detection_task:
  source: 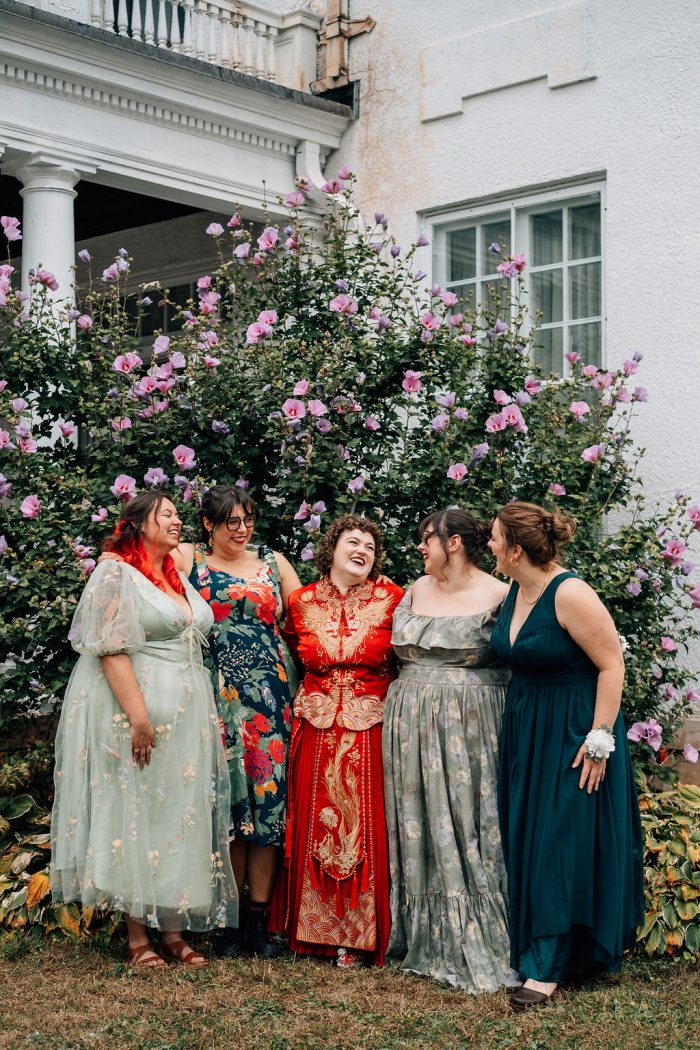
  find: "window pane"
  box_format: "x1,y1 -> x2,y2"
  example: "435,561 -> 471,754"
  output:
446,281 -> 476,306
448,228 -> 476,282
570,322 -> 601,367
481,219 -> 510,272
532,326 -> 563,375
570,203 -> 600,259
570,262 -> 601,319
530,210 -> 562,266
530,270 -> 563,324
139,296 -> 162,338
481,279 -> 510,316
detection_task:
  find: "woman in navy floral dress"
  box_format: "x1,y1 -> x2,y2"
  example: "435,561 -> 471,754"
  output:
170,484 -> 300,956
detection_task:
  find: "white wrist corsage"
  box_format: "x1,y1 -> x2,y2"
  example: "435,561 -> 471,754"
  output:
585,725 -> 615,763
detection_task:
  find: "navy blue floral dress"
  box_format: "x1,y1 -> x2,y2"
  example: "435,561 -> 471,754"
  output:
189,544 -> 295,846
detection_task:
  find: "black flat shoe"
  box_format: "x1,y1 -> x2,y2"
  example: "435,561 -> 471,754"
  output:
213,926 -> 244,959
510,985 -> 558,1010
243,909 -> 285,959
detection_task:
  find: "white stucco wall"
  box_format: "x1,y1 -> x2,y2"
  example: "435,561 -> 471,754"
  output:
333,0 -> 700,507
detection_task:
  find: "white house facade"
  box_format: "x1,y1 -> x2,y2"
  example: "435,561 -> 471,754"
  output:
1,0 -> 699,505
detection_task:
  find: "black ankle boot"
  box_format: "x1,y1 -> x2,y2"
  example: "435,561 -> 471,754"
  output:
244,903 -> 284,958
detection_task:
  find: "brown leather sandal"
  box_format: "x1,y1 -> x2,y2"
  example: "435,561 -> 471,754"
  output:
128,944 -> 166,968
160,938 -> 208,967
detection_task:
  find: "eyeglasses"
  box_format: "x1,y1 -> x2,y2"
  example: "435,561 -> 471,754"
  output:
420,530 -> 437,544
224,514 -> 257,532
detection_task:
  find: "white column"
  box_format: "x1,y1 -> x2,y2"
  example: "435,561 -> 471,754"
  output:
14,155 -> 81,305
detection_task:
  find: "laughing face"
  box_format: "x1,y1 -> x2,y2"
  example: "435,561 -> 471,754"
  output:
487,517 -> 511,576
207,503 -> 256,558
141,497 -> 182,552
416,525 -> 447,579
331,528 -> 376,584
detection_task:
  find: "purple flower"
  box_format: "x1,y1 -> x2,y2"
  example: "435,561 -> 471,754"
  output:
497,261 -> 518,279
348,475 -> 365,495
524,377 -> 542,396
493,319 -> 509,334
415,234 -> 429,247
144,467 -> 169,487
623,359 -> 640,377
549,483 -> 567,496
11,397 -> 28,413
307,399 -> 328,418
0,535 -> 7,553
493,389 -> 512,407
627,719 -> 663,752
335,280 -> 349,293
112,352 -> 142,374
322,178 -> 344,194
212,420 -> 230,435
60,422 -> 77,439
314,416 -> 332,435
662,539 -> 686,565
15,423 -> 31,439
304,514 -> 322,532
282,398 -> 306,420
660,636 -> 678,652
431,413 -> 449,432
488,242 -> 501,254
77,249 -> 91,263
294,501 -> 311,521
246,321 -> 273,345
454,408 -> 469,421
436,391 -> 456,408
373,212 -> 386,226
110,474 -> 137,500
414,270 -> 427,281
683,744 -> 699,764
294,380 -> 310,396
102,263 -> 120,282
285,191 -> 305,209
169,352 -> 186,369
0,473 -> 13,498
206,222 -> 224,237
338,166 -> 353,181
365,416 -> 381,431
76,314 -> 93,330
626,580 -> 642,597
402,370 -> 423,393
581,444 -> 605,463
485,413 -> 507,433
300,543 -> 315,562
1,216 -> 21,242
91,507 -> 108,523
257,227 -> 280,251
420,312 -> 441,331
0,431 -> 15,451
390,245 -> 401,258
570,400 -> 591,419
329,294 -> 358,316
234,242 -> 251,260
172,445 -> 196,470
633,386 -> 649,402
447,462 -> 468,481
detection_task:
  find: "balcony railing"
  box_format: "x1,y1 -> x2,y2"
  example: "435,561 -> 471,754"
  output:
19,0 -> 322,90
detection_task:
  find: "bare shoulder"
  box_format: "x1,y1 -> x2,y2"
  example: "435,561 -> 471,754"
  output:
173,542 -> 195,573
555,574 -> 607,617
479,571 -> 509,604
273,550 -> 294,570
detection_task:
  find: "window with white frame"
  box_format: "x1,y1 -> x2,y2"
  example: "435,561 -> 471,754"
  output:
432,185 -> 604,375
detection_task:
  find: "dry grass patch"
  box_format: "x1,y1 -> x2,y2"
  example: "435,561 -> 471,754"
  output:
0,940 -> 697,1050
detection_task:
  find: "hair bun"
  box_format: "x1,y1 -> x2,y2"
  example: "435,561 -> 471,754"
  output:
474,518 -> 492,551
550,509 -> 577,545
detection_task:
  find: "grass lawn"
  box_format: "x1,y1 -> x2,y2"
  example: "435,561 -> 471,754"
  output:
0,940 -> 696,1050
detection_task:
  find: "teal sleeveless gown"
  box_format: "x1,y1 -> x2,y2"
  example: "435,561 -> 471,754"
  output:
491,572 -> 644,982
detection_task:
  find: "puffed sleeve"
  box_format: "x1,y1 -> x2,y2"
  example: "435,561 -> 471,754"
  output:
68,560 -> 146,657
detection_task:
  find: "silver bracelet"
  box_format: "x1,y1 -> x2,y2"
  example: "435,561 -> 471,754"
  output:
585,724 -> 615,762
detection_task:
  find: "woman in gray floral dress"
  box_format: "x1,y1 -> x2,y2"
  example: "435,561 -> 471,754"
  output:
383,507 -> 519,992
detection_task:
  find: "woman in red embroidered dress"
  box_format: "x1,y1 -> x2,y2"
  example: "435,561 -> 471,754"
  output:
274,515 -> 403,966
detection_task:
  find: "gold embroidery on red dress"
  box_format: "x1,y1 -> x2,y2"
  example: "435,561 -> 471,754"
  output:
298,579 -> 393,665
293,668 -> 385,730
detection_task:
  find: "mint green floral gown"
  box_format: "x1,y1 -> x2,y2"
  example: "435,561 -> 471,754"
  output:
51,560 -> 238,931
383,593 -> 519,992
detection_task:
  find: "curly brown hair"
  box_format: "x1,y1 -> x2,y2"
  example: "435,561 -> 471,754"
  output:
497,501 -> 577,566
315,514 -> 384,579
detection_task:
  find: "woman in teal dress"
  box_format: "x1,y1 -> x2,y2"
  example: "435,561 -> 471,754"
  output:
52,492 -> 238,967
169,484 -> 301,956
383,508 -> 519,993
488,502 -> 644,1009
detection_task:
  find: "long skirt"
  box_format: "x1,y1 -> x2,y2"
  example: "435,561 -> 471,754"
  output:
271,717 -> 390,964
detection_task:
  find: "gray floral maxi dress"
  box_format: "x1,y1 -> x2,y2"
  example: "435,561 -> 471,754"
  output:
383,593 -> 519,991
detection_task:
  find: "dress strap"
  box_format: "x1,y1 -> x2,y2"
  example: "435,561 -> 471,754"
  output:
258,544 -> 281,585
193,544 -> 210,586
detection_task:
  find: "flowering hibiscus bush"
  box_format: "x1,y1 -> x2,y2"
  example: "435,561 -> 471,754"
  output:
0,177 -> 698,786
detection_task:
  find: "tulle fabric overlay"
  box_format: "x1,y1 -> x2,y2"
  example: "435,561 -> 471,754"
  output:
51,561 -> 238,931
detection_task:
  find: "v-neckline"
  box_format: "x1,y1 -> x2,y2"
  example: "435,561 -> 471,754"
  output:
507,572 -> 570,649
140,567 -> 194,626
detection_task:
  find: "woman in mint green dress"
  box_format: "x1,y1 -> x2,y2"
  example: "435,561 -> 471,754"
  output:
489,502 -> 643,1009
51,492 -> 238,967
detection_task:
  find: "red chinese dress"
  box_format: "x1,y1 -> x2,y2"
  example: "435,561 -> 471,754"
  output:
274,576 -> 404,964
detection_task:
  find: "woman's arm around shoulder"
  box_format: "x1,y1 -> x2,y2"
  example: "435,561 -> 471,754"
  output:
274,551 -> 303,612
